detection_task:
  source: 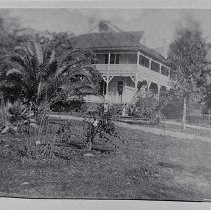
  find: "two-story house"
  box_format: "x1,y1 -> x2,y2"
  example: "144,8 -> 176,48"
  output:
74,21 -> 171,104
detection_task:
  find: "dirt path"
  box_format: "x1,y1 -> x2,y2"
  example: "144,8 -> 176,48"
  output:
48,114 -> 211,143
116,122 -> 211,143
161,120 -> 211,131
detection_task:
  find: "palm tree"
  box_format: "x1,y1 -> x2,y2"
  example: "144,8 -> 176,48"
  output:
6,39 -> 101,108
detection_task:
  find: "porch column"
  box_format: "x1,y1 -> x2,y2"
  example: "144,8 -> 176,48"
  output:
149,59 -> 152,70
157,84 -> 161,100
105,52 -> 111,98
137,51 -> 140,67
135,51 -> 140,90
147,81 -> 151,96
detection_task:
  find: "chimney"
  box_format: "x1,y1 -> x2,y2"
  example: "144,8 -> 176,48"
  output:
98,20 -> 110,32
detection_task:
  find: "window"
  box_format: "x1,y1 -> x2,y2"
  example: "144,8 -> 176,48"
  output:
105,54 -> 108,64
126,54 -> 137,64
161,66 -> 169,76
116,54 -> 120,64
113,54 -> 137,64
151,61 -> 160,72
110,54 -> 115,64
110,54 -> 120,64
139,54 -> 150,68
96,54 -> 108,64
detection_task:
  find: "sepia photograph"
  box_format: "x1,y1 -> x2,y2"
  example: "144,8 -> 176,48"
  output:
0,1 -> 210,206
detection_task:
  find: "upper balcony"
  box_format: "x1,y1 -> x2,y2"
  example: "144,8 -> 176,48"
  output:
137,65 -> 170,87
95,52 -> 171,87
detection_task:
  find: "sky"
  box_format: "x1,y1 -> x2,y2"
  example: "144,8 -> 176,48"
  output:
2,9 -> 211,48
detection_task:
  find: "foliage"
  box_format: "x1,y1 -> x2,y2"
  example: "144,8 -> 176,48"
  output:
109,103 -> 125,116
0,16 -> 101,134
0,109 -> 58,162
5,37 -> 101,108
0,15 -> 32,102
50,99 -> 85,113
0,15 -> 102,131
168,18 -> 208,99
56,120 -> 85,144
49,87 -> 86,113
127,93 -> 166,123
17,120 -> 59,160
0,100 -> 37,134
167,17 -> 208,128
84,104 -> 126,150
161,94 -> 183,119
203,83 -> 211,111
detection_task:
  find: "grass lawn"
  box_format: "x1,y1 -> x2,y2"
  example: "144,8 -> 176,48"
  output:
0,120 -> 210,200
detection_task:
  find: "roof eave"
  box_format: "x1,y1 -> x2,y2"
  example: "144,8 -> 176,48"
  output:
76,46 -> 140,51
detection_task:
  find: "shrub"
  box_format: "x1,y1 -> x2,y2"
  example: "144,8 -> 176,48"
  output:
84,104 -> 126,150
128,93 -> 165,123
17,122 -> 59,160
110,103 -> 124,116
10,101 -> 58,161
56,120 -> 85,144
50,99 -> 85,113
0,101 -> 38,134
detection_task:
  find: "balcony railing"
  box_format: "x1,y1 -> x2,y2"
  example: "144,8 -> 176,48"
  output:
137,65 -> 170,87
96,64 -> 137,76
96,63 -> 170,87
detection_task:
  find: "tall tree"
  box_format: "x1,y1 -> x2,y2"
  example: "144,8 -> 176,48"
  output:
6,38 -> 101,109
168,18 -> 208,129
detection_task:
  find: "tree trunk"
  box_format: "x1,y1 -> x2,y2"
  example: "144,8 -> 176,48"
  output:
0,93 -> 6,124
87,138 -> 92,150
182,96 -> 187,130
36,82 -> 42,105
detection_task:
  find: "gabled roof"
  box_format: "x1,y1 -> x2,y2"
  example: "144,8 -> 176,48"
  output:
72,31 -> 168,65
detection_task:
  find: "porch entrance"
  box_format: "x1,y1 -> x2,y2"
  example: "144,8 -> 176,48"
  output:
101,76 -> 136,103
117,81 -> 124,103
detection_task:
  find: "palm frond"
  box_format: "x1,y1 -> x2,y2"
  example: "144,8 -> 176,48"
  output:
6,68 -> 22,77
31,41 -> 43,66
7,37 -> 99,106
14,45 -> 34,64
11,55 -> 29,71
